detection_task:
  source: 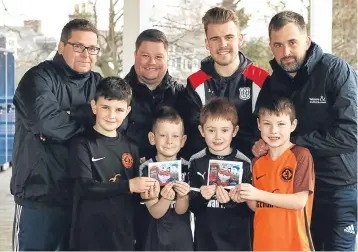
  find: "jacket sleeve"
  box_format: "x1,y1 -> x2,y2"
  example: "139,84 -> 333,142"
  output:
179,79 -> 206,159
188,159 -> 209,215
69,138 -> 131,199
241,161 -> 252,184
13,69 -> 85,143
294,60 -> 357,157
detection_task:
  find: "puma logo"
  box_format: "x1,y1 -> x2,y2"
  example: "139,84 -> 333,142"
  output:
197,172 -> 206,180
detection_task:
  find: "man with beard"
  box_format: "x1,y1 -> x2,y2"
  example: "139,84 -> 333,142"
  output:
181,7 -> 269,159
253,11 -> 357,251
124,29 -> 184,161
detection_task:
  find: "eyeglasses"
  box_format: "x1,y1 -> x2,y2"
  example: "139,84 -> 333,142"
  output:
65,41 -> 100,55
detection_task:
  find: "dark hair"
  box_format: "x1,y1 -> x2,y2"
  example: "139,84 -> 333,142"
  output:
200,98 -> 238,126
135,29 -> 168,51
94,77 -> 132,104
60,19 -> 98,43
258,97 -> 296,122
152,106 -> 184,132
268,11 -> 307,39
202,7 -> 240,35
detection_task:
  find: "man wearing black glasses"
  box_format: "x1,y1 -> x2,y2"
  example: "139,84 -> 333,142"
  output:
11,19 -> 102,251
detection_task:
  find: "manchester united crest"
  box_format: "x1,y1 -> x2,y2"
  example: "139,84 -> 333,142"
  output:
122,153 -> 133,169
239,87 -> 251,100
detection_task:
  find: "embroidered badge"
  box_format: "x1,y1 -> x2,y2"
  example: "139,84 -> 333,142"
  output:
280,167 -> 293,182
239,87 -> 251,100
122,153 -> 133,169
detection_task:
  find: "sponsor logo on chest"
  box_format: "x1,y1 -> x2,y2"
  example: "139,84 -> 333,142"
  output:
207,199 -> 226,208
309,95 -> 327,104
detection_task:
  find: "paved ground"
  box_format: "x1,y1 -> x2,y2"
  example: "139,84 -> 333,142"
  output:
0,168 -> 13,251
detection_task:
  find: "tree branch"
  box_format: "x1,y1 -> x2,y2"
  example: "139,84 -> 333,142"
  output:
4,25 -> 23,39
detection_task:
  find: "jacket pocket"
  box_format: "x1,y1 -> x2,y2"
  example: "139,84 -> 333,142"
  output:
22,157 -> 49,200
340,152 -> 357,183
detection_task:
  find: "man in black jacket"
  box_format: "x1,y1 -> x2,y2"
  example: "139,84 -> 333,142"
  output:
254,11 -> 357,251
124,29 -> 185,161
181,7 -> 269,160
11,19 -> 102,251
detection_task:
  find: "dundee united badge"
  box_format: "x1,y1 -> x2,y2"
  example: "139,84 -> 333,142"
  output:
122,153 -> 133,169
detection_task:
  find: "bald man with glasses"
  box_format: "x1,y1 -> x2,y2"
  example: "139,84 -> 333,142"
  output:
11,19 -> 102,251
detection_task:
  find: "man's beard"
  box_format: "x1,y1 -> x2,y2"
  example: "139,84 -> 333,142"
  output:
280,56 -> 303,73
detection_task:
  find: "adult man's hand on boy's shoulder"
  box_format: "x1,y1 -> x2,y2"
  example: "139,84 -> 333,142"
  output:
129,177 -> 157,193
216,186 -> 230,203
200,185 -> 216,200
252,139 -> 269,157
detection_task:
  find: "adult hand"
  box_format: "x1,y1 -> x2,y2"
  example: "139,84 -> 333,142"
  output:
173,181 -> 190,198
200,185 -> 216,200
160,182 -> 176,201
129,177 -> 157,193
216,186 -> 230,204
252,139 -> 269,158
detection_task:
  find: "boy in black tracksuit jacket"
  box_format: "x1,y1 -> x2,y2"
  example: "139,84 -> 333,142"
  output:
189,98 -> 253,251
135,106 -> 193,251
69,77 -> 157,250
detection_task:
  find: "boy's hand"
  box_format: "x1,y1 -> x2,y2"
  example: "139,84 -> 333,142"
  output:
252,139 -> 269,158
216,186 -> 230,203
240,183 -> 261,201
200,185 -> 216,200
140,180 -> 160,200
160,182 -> 175,201
129,177 -> 157,193
229,185 -> 246,203
173,182 -> 190,198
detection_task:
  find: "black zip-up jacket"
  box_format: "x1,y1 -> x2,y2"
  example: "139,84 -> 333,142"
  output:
180,52 -> 269,159
11,53 -> 102,210
124,66 -> 185,159
256,42 -> 357,186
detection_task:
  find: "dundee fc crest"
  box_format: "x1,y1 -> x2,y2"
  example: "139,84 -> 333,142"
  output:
239,87 -> 251,100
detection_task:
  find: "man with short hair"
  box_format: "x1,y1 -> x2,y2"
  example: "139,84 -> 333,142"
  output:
254,11 -> 357,251
181,6 -> 269,159
124,29 -> 184,160
123,29 -> 185,251
11,19 -> 102,251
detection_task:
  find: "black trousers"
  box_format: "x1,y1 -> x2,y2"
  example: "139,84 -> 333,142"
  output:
311,183 -> 357,251
12,203 -> 70,251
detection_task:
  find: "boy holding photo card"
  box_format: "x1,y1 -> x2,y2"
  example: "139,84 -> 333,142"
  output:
137,106 -> 193,251
231,97 -> 315,251
68,77 -> 157,251
188,98 -> 253,251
